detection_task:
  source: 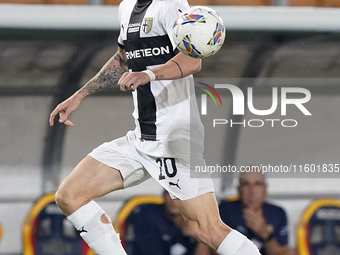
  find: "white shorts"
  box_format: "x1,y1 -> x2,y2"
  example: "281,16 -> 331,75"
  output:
88,131 -> 214,200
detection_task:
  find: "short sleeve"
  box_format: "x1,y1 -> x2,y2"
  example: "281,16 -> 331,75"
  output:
117,1 -> 124,48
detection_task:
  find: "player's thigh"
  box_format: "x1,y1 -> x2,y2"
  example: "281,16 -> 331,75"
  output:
173,192 -> 220,223
58,155 -> 124,201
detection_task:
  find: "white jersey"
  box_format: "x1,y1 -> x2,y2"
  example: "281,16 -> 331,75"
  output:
118,0 -> 204,143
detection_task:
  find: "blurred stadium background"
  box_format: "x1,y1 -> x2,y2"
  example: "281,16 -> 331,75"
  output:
1,0 -> 340,254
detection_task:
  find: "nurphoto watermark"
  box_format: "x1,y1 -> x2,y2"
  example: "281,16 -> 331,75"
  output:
191,78 -> 340,178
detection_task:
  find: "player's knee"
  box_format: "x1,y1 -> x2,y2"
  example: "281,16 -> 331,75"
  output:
55,188 -> 66,209
55,185 -> 92,214
55,186 -> 74,211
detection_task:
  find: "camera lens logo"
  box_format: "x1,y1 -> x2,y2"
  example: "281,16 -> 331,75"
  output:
197,83 -> 311,128
197,82 -> 222,115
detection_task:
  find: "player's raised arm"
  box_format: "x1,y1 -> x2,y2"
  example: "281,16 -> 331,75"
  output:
49,47 -> 128,127
152,51 -> 202,80
118,52 -> 201,92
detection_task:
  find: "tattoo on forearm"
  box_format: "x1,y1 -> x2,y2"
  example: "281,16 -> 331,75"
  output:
78,52 -> 128,98
156,75 -> 164,80
114,52 -> 128,67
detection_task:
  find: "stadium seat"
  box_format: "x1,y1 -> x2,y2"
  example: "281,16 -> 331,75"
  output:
188,0 -> 214,5
0,222 -> 3,245
289,0 -> 323,6
22,193 -> 93,255
222,195 -> 240,202
296,198 -> 340,255
0,0 -> 44,3
324,0 -> 340,7
103,0 -> 121,5
113,195 -> 164,234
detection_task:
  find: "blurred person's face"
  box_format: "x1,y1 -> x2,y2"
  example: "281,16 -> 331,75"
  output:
238,171 -> 267,211
163,191 -> 193,236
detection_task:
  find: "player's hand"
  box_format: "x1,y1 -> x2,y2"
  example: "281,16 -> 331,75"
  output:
49,93 -> 82,127
243,208 -> 269,239
118,71 -> 150,91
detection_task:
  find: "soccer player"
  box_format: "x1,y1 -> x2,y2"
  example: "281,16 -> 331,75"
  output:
49,0 -> 261,254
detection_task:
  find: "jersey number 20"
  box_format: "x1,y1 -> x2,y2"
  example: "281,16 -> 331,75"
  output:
156,158 -> 177,180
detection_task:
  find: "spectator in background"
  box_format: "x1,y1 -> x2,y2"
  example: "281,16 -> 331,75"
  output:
196,168 -> 296,255
122,190 -> 197,255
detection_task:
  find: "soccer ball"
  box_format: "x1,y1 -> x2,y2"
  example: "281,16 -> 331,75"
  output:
172,6 -> 226,59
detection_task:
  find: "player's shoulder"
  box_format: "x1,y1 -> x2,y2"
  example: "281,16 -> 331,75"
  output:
153,0 -> 189,9
118,0 -> 136,10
